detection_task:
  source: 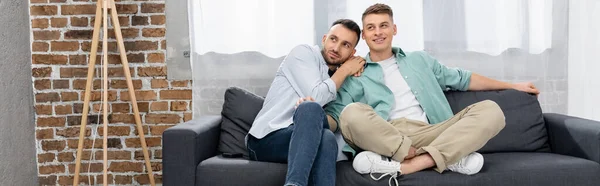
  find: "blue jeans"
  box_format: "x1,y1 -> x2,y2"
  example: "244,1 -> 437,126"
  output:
247,102 -> 338,186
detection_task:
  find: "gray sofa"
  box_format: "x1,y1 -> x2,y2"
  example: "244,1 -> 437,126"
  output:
163,87 -> 600,186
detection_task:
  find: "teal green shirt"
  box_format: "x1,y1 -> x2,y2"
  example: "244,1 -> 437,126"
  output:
325,47 -> 472,132
325,47 -> 472,156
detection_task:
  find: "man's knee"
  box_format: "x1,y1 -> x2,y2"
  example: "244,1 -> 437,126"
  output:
320,130 -> 338,152
340,103 -> 368,123
476,100 -> 506,133
296,101 -> 323,113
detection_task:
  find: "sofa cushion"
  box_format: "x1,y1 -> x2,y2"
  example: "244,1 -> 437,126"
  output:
196,155 -> 286,186
218,87 -> 264,159
336,152 -> 600,186
444,89 -> 550,153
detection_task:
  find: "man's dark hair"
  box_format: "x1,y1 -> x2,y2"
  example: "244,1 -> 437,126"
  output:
331,19 -> 361,46
362,3 -> 393,22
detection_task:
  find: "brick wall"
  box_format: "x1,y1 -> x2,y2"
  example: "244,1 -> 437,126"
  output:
30,0 -> 190,185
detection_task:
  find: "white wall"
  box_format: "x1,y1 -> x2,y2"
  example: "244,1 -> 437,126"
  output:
568,0 -> 600,121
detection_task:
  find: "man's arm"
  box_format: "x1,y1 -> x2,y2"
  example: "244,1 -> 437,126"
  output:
282,45 -> 363,106
468,73 -> 540,95
324,79 -> 361,133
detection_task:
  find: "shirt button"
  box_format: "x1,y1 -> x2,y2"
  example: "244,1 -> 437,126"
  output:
404,76 -> 408,79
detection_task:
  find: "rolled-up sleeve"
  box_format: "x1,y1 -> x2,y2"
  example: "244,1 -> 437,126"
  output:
281,45 -> 337,106
422,52 -> 472,91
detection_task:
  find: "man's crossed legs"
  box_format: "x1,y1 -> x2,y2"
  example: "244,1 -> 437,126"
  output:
339,100 -> 505,182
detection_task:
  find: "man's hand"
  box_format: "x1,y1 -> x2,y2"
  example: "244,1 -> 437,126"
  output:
339,56 -> 365,77
512,82 -> 540,95
295,96 -> 315,109
405,146 -> 417,160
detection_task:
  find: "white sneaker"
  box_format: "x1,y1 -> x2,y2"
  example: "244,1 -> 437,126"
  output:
447,152 -> 484,175
353,151 -> 401,186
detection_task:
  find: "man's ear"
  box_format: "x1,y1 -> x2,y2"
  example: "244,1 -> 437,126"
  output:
361,30 -> 365,39
322,34 -> 327,43
352,48 -> 357,56
393,24 -> 397,35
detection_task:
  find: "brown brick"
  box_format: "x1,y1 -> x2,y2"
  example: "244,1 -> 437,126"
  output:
38,153 -> 55,163
57,152 -> 74,162
56,127 -> 90,138
32,18 -> 49,29
150,125 -> 173,135
49,0 -> 66,2
93,54 -> 122,65
39,165 -> 65,174
155,149 -> 162,159
118,16 -> 130,27
127,53 -> 145,63
81,41 -> 117,52
33,30 -> 60,40
61,92 -> 79,101
32,42 -> 49,52
66,115 -> 103,126
95,150 -> 131,160
142,28 -> 165,37
53,80 -> 70,89
171,80 -> 189,87
109,162 -> 143,172
133,125 -> 150,135
33,67 -> 52,77
34,79 -> 51,90
80,150 -> 93,161
110,79 -> 142,89
71,17 -> 88,27
125,41 -> 158,51
37,129 -> 54,140
98,126 -> 131,136
125,137 -> 161,148
31,0 -> 48,4
108,28 -> 139,39
132,16 -> 148,26
135,174 -> 162,185
67,163 -> 103,173
31,6 -> 58,16
160,90 -> 192,100
61,5 -> 96,15
95,174 -> 114,185
51,41 -> 79,51
161,40 -> 166,49
60,67 -> 88,78
64,30 -> 93,40
146,114 -> 181,124
67,138 -> 121,149
134,150 -> 152,160
41,140 -> 66,151
69,55 -> 87,65
137,102 -> 149,113
105,67 -> 135,77
50,18 -> 68,27
142,3 -> 165,13
150,15 -> 166,25
33,54 -> 68,65
90,91 -> 118,101
150,102 -> 168,111
112,103 -> 130,113
121,90 -> 157,101
73,79 -> 100,90
36,92 -> 61,102
171,101 -> 187,111
59,175 -> 95,185
54,104 -> 72,115
147,52 -> 164,63
151,162 -> 162,171
37,117 -> 65,127
151,79 -> 168,88
36,104 -> 52,115
184,112 -> 193,122
38,176 -> 57,186
138,66 -> 166,77
109,113 -> 135,124
115,175 -> 133,185
116,4 -> 138,14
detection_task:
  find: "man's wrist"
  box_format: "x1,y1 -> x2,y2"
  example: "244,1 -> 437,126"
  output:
337,66 -> 352,76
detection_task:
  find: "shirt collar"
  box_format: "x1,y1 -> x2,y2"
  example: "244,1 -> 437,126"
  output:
364,47 -> 406,64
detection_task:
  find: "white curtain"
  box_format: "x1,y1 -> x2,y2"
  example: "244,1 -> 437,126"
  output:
189,0 -> 314,58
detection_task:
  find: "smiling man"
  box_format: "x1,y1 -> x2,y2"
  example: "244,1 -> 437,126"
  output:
324,3 -> 541,182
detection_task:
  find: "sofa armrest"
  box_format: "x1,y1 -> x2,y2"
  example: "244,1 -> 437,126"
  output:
163,115 -> 222,186
545,113 -> 600,164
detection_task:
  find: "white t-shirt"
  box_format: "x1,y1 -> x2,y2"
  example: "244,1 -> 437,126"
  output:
378,56 -> 429,123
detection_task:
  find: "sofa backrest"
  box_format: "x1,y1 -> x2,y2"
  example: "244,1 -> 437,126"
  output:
444,89 -> 550,153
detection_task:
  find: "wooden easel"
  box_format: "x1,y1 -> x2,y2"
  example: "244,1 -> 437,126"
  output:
72,0 -> 155,185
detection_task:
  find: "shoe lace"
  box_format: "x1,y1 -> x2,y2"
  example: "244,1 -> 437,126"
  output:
370,171 -> 399,186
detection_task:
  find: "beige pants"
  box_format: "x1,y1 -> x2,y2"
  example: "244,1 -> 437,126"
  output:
339,100 -> 505,172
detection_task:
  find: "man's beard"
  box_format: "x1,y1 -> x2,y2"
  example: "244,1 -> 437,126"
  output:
321,49 -> 346,67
